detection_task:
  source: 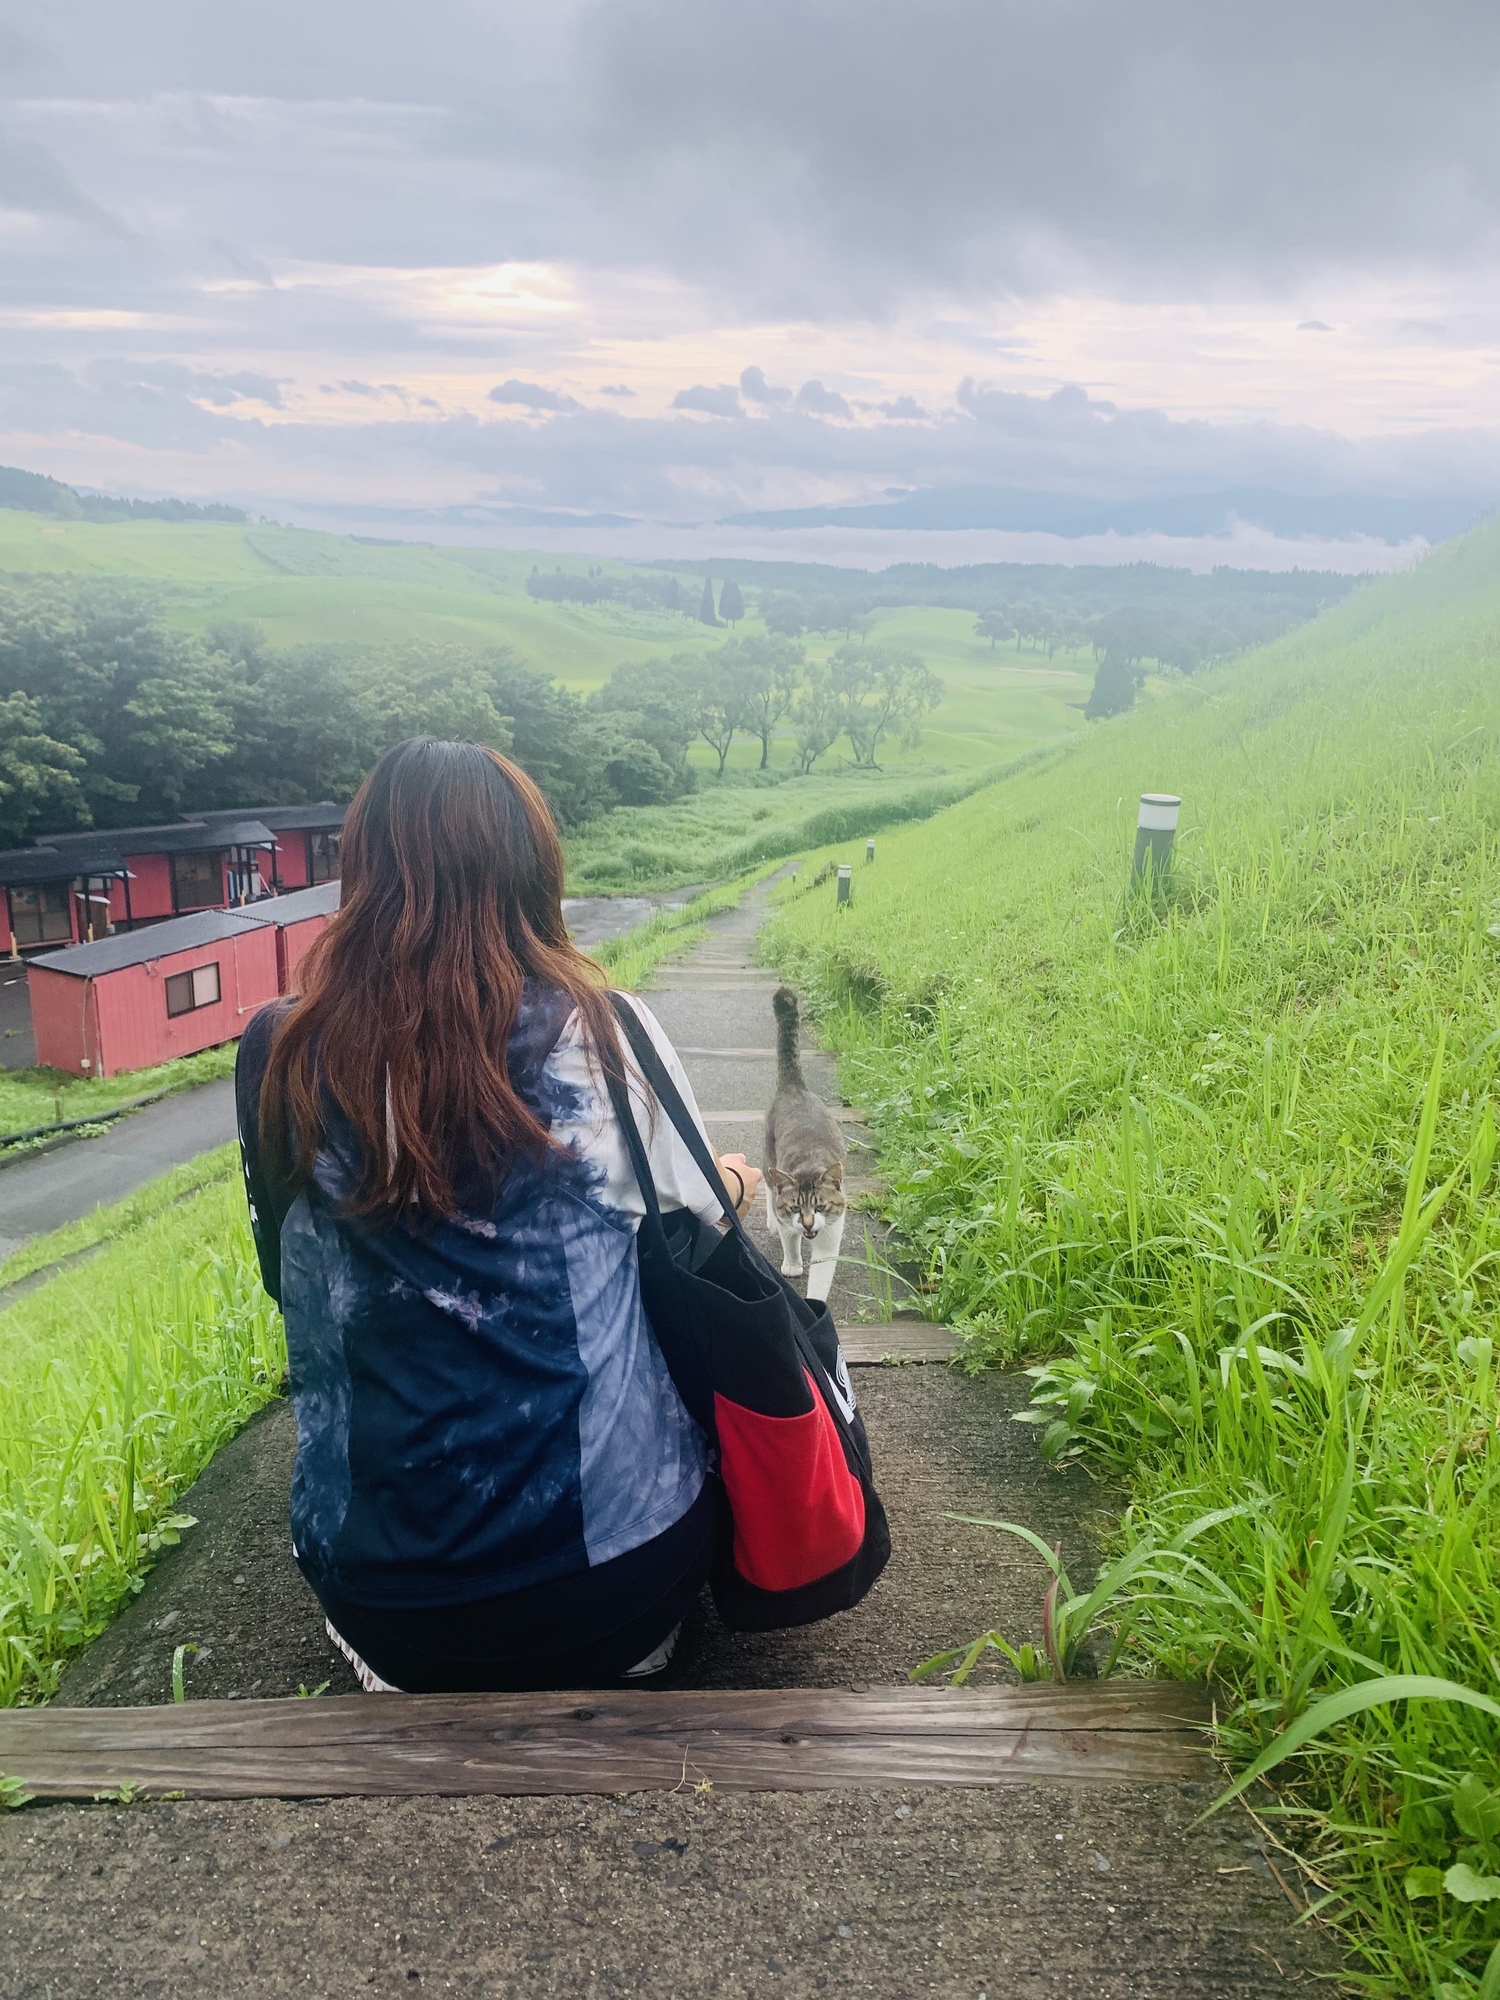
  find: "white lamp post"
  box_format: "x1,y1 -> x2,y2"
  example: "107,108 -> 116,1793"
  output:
1133,794 -> 1181,888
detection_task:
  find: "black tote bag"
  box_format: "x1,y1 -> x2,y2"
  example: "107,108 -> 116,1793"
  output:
603,994 -> 890,1632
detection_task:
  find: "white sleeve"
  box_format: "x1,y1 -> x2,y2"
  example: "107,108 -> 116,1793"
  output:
544,996 -> 725,1227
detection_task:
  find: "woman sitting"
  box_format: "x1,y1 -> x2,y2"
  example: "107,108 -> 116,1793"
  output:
236,736 -> 761,1693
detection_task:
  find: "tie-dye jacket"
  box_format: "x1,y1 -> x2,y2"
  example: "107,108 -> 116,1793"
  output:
235,986 -> 718,1610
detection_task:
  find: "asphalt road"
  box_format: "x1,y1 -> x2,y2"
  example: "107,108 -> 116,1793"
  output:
0,1077 -> 239,1263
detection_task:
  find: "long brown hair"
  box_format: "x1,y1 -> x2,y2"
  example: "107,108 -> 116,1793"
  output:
261,737 -> 619,1217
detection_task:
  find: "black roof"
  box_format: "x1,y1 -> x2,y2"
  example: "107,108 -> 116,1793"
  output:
239,881 -> 342,928
5,803 -> 342,874
32,908 -> 266,978
205,803 -> 344,833
0,840 -> 127,885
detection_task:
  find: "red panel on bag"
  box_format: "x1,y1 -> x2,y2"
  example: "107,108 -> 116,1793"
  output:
713,1372 -> 867,1593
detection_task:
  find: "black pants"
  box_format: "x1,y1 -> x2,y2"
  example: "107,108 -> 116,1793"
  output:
309,1478 -> 723,1693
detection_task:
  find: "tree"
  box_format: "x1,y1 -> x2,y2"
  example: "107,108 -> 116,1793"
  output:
717,577 -> 744,625
698,576 -> 721,626
975,608 -> 1013,652
790,664 -> 843,774
0,691 -> 86,844
688,655 -> 746,775
588,655 -> 701,797
1085,654 -> 1137,718
761,594 -> 806,638
715,634 -> 804,768
827,645 -> 943,767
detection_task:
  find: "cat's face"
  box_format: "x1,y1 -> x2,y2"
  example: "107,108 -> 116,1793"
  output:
769,1166 -> 845,1238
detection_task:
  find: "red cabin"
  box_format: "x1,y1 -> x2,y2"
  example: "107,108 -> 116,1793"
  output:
239,881 -> 341,994
0,802 -> 343,958
28,910 -> 282,1079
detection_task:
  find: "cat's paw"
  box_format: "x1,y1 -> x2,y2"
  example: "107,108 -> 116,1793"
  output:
780,1261 -> 804,1278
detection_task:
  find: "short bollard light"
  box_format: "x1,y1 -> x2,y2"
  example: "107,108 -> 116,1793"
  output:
1132,793 -> 1181,889
837,864 -> 852,905
866,838 -> 876,863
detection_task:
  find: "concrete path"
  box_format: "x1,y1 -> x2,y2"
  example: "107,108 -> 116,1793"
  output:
2,882 -> 1332,1997
0,1078 -> 238,1263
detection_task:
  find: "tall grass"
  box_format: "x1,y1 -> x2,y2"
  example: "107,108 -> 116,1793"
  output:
0,1040 -> 238,1141
0,1179 -> 284,1706
565,762 -> 1024,891
763,524 -> 1500,1994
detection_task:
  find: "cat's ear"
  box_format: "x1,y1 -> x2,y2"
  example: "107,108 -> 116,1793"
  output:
765,1167 -> 792,1188
822,1163 -> 844,1190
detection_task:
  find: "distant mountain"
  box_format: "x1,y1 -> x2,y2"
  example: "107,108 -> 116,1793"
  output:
722,486 -> 1491,545
0,463 -> 249,526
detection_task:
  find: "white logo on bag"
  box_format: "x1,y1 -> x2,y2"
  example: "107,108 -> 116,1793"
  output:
827,1347 -> 857,1425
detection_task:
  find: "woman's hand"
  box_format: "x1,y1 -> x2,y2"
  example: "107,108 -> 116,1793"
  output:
716,1151 -> 762,1218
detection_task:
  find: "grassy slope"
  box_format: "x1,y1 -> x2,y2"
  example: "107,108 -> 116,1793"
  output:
0,1176 -> 284,1705
763,524 -> 1500,1994
0,509 -> 1091,893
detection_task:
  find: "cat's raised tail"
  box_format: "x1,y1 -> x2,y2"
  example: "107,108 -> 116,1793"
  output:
772,985 -> 805,1088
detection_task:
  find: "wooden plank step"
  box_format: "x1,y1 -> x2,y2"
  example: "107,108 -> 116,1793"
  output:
841,1322 -> 956,1365
0,1682 -> 1214,1802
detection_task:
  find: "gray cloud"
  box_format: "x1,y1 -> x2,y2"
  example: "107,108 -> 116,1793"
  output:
794,379 -> 851,419
193,370 -> 284,408
578,1 -> 1500,307
672,383 -> 742,417
0,130 -> 124,233
740,366 -> 791,407
0,0 -> 1494,532
488,379 -> 581,412
7,356 -> 1490,529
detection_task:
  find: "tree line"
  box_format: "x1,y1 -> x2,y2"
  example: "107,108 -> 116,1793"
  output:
0,583 -> 941,847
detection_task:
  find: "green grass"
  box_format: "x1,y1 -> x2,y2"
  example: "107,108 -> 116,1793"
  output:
563,760 -> 1047,891
589,874 -> 766,989
0,1042 -> 238,1140
0,509 -> 1093,709
0,1145 -> 237,1291
761,521 -> 1500,1995
0,1176 -> 284,1706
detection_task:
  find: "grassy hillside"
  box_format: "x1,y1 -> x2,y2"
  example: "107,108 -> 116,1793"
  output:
0,508 -> 1094,889
763,522 -> 1500,1994
0,511 -> 1090,721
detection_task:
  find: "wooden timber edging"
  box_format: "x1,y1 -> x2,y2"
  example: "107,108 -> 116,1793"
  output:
841,1323 -> 957,1365
0,1681 -> 1214,1802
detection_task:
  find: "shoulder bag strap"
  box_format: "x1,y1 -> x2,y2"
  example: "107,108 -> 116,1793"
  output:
607,993 -> 745,1232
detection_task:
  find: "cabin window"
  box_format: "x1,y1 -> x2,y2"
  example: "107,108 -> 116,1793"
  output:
164,961 -> 221,1018
8,883 -> 73,947
308,830 -> 341,884
172,850 -> 221,911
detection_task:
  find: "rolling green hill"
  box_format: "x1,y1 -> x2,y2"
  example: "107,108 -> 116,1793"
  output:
763,519 -> 1500,1993
0,508 -> 1096,887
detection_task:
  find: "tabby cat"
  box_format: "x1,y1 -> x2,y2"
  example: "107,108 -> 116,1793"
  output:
763,985 -> 846,1303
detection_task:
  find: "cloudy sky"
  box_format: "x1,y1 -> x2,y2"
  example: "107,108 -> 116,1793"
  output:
2,1 -> 1497,566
